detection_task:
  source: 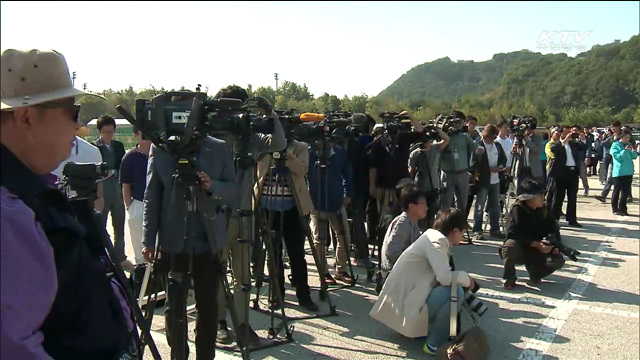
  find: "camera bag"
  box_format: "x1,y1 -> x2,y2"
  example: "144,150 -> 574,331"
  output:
435,271 -> 490,360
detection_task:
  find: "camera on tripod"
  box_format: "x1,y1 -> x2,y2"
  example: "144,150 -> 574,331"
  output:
431,113 -> 467,136
544,233 -> 581,262
507,115 -> 537,140
379,111 -> 412,136
60,162 -> 109,201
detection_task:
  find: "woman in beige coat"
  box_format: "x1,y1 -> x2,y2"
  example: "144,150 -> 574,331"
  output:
369,208 -> 477,355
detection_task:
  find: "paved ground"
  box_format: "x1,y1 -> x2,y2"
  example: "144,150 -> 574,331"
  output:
108,160 -> 639,360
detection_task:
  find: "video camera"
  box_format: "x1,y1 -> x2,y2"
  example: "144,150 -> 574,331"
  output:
506,115 -> 537,139
379,111 -> 412,136
545,233 -> 581,262
116,88 -> 275,186
60,162 -> 109,204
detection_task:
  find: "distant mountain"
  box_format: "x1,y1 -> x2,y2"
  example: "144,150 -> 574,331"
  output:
376,35 -> 640,119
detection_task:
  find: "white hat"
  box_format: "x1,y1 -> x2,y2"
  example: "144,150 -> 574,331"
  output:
1,49 -> 104,110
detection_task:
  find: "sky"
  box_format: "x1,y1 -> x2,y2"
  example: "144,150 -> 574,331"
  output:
1,1 -> 639,98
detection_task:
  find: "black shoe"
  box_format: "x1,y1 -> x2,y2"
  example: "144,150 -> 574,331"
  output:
216,321 -> 231,344
238,323 -> 260,345
594,195 -> 606,203
298,297 -> 319,312
567,221 -> 583,228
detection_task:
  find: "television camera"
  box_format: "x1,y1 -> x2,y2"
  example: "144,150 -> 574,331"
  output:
379,111 -> 412,136
506,115 -> 538,140
116,89 -> 274,186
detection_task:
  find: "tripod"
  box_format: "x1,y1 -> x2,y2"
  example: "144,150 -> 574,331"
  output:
252,144 -> 339,321
139,166 -> 250,360
62,177 -> 162,360
311,138 -> 359,292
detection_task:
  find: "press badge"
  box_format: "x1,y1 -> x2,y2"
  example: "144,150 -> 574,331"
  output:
453,151 -> 459,160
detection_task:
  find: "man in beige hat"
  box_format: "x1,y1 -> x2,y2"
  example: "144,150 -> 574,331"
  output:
1,49 -> 139,359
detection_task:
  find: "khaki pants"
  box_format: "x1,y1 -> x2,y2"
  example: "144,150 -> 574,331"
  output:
310,208 -> 350,274
217,213 -> 252,325
375,188 -> 397,219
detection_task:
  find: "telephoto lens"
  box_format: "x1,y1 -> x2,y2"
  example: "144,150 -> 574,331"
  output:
464,281 -> 488,317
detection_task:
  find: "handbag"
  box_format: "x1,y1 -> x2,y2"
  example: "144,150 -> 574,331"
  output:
435,272 -> 490,360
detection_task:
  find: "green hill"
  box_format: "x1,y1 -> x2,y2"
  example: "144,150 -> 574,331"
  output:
374,35 -> 640,125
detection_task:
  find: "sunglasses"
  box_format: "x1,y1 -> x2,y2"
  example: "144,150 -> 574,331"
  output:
36,102 -> 81,124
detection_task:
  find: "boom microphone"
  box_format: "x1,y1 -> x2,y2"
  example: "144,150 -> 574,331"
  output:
300,113 -> 325,122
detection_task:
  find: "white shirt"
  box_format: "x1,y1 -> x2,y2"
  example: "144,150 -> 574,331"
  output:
564,143 -> 576,167
51,136 -> 103,178
496,136 -> 514,168
485,143 -> 500,185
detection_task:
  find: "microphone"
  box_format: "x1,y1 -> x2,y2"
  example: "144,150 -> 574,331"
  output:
300,113 -> 325,122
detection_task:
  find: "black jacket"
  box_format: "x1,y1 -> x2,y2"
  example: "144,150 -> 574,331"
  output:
506,199 -> 561,249
345,136 -> 369,201
94,138 -> 126,172
548,139 -> 587,178
470,140 -> 507,188
0,145 -> 137,360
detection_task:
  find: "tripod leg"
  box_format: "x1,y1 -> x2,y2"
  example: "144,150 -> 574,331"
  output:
167,268 -> 189,360
334,208 -> 358,286
220,263 -> 250,360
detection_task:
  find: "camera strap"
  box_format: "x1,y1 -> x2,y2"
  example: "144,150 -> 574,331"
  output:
450,271 -> 459,339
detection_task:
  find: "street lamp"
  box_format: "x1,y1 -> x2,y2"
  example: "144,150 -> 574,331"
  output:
274,73 -> 279,92
72,71 -> 77,86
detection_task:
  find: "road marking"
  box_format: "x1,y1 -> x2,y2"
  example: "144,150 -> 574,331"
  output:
516,221 -> 623,360
477,289 -> 639,318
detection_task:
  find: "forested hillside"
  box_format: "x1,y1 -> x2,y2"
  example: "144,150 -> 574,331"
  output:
77,35 -> 639,128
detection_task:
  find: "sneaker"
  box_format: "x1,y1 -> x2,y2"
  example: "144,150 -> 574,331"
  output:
473,232 -> 484,241
583,189 -> 589,196
423,342 -> 438,355
216,321 -> 231,344
504,279 -> 516,290
334,271 -> 354,284
324,273 -> 337,286
594,195 -> 606,203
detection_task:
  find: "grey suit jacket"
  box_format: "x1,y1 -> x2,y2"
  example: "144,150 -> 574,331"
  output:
142,136 -> 238,254
518,133 -> 543,178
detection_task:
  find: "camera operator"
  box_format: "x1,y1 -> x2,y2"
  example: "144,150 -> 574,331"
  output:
380,185 -> 428,272
501,179 -> 565,289
308,129 -> 355,284
341,113 -> 376,268
440,110 -> 484,214
211,85 -> 286,342
370,208 -> 477,355
465,115 -> 482,144
141,126 -> 238,358
514,123 -> 544,192
368,110 -> 425,218
1,49 -> 138,359
253,135 -> 319,311
408,127 -> 450,229
546,125 -> 587,227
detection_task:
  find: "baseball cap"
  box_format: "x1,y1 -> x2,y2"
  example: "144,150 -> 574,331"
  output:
1,49 -> 104,110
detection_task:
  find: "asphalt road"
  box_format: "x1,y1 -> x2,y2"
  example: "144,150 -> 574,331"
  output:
108,160 -> 639,360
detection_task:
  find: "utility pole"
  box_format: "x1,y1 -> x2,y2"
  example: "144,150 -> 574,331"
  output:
72,71 -> 77,86
83,83 -> 87,91
274,73 -> 279,92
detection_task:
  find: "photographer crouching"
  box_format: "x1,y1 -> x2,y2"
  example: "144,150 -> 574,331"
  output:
370,208 -> 480,356
500,179 -> 568,290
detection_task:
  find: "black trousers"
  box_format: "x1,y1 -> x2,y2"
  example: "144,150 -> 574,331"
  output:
157,251 -> 222,360
349,196 -> 370,261
612,175 -> 633,214
264,207 -> 311,300
547,168 -> 579,222
500,240 -> 565,282
366,197 -> 379,246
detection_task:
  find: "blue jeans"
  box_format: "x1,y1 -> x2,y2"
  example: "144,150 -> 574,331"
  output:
473,183 -> 500,233
425,285 -> 464,347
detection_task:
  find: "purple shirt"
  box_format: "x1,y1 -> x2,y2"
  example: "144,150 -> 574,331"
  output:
1,187 -> 57,360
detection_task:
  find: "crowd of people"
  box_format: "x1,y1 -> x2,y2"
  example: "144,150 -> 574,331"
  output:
2,48 -> 637,359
